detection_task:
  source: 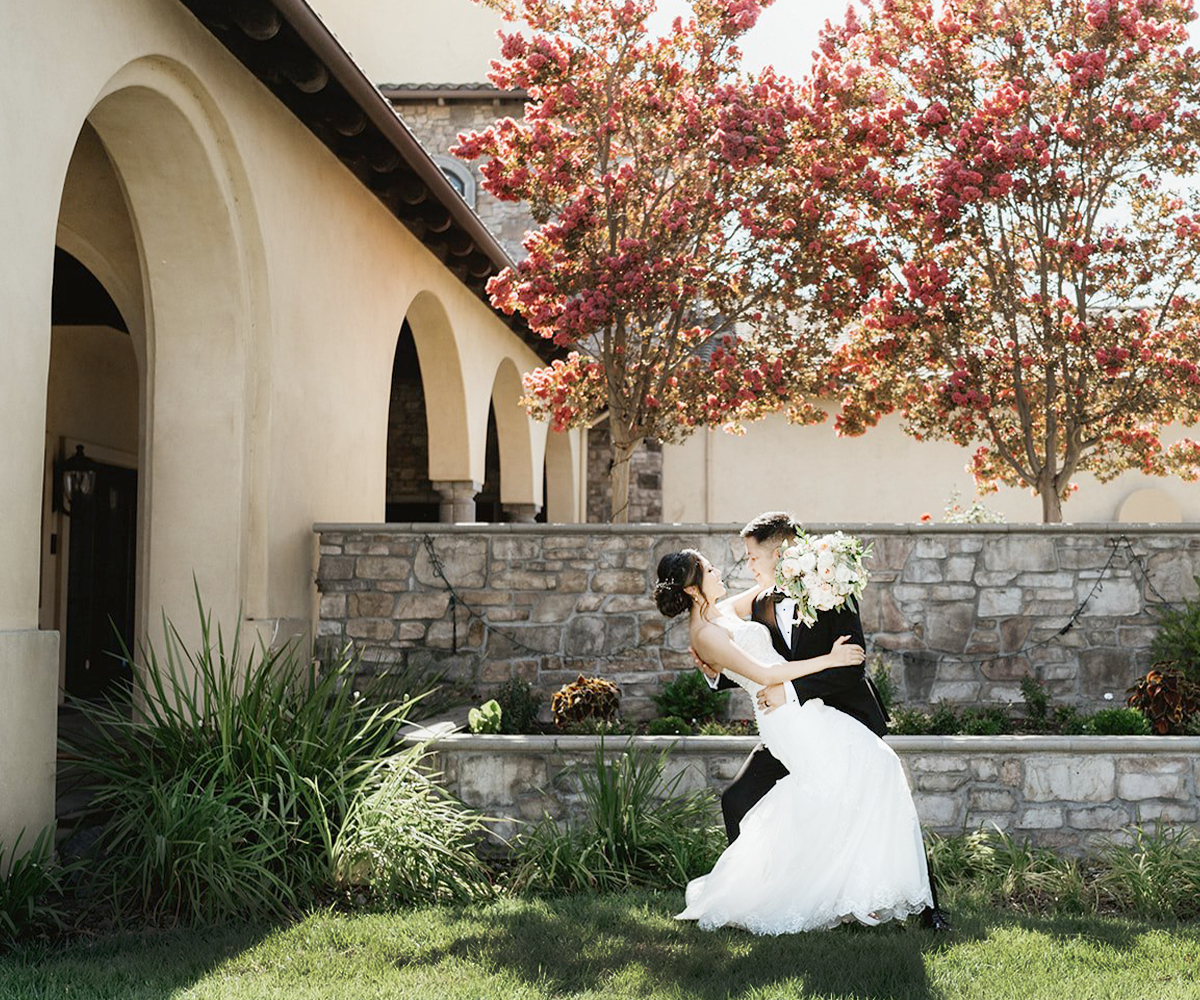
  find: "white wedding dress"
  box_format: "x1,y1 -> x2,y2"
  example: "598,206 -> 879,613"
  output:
676,616 -> 933,934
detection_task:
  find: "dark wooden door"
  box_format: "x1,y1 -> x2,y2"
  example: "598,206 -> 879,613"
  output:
64,462 -> 137,700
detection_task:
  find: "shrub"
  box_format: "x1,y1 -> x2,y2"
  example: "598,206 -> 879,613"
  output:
508,741 -> 723,893
1126,665 -> 1200,734
960,707 -> 1011,735
646,715 -> 693,736
62,595 -> 490,924
1149,580 -> 1200,683
651,670 -> 729,725
1081,707 -> 1152,736
494,677 -> 542,734
468,699 -> 502,734
551,675 -> 620,729
888,707 -> 933,735
928,701 -> 961,735
867,655 -> 896,716
1054,705 -> 1085,735
695,719 -> 754,736
1019,675 -> 1049,722
0,828 -> 69,945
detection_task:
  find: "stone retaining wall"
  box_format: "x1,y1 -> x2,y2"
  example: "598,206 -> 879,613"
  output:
417,732 -> 1200,853
314,524 -> 1200,719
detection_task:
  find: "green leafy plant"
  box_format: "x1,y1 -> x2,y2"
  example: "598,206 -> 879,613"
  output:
0,828 -> 69,945
494,677 -> 542,734
928,701 -> 962,735
551,675 -> 620,729
1020,675 -> 1049,722
867,655 -> 896,716
1126,665 -> 1200,734
1053,705 -> 1085,735
694,719 -> 754,736
468,699 -> 502,734
1093,822 -> 1200,920
960,707 -> 1011,736
646,716 -> 693,736
650,671 -> 729,725
61,592 -> 486,925
887,707 -> 933,735
1149,579 -> 1200,683
509,741 -> 723,894
1081,707 -> 1152,736
329,750 -> 493,905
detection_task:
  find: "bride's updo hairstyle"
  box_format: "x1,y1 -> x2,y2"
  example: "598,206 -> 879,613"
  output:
654,549 -> 705,618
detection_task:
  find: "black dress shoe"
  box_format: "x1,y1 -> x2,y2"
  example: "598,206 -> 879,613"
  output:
920,906 -> 952,932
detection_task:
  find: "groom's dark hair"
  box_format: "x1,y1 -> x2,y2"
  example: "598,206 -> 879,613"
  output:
740,511 -> 800,546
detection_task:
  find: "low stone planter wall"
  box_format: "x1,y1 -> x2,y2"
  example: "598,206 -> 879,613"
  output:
314,523 -> 1200,719
414,732 -> 1200,853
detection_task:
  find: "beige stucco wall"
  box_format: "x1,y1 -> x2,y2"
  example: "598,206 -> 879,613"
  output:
662,407 -> 1198,524
1,0 -> 580,852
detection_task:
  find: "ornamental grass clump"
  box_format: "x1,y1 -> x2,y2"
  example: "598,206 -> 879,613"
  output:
61,593 -> 492,925
0,828 -> 70,945
509,741 -> 722,894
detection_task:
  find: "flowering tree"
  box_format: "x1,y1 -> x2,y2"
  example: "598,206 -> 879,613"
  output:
454,0 -> 842,521
813,0 -> 1200,521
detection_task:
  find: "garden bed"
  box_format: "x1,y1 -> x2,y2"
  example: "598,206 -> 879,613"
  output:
409,726 -> 1200,853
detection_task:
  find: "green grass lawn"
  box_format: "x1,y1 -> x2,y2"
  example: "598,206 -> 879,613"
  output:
3,890 -> 1197,1000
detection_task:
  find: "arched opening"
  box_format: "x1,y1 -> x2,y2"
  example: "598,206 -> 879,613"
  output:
385,321 -> 440,522
487,358 -> 543,522
397,290 -> 479,522
42,247 -> 138,704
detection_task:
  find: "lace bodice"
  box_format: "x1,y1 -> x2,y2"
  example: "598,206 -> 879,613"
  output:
717,616 -> 786,697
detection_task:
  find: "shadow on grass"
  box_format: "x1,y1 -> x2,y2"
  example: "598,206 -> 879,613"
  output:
403,893 -> 946,1000
0,923 -> 278,1000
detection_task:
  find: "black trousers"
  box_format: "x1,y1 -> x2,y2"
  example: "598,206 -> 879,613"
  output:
721,743 -> 942,911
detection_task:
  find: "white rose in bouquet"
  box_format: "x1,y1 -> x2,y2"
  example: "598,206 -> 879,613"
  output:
774,531 -> 873,628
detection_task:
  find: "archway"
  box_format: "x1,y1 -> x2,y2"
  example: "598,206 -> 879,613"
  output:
487,358 -> 544,522
399,290 -> 478,521
42,246 -> 138,704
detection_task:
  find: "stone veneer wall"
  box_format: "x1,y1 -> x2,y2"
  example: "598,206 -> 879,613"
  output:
418,733 -> 1200,852
314,524 -> 1200,720
586,424 -> 663,523
395,97 -> 531,261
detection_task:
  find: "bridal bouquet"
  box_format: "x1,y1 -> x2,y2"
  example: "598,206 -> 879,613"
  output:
774,531 -> 872,628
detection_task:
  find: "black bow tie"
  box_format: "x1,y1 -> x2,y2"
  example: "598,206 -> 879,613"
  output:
767,589 -> 788,603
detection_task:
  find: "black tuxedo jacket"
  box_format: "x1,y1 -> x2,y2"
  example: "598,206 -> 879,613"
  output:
718,591 -> 889,737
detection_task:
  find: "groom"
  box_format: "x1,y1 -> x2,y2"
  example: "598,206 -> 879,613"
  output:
697,511 -> 951,932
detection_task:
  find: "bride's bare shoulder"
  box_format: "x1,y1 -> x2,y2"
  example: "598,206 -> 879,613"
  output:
691,618 -> 735,654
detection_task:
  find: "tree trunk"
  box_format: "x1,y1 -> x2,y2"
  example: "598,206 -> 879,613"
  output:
608,430 -> 640,524
1040,483 -> 1063,523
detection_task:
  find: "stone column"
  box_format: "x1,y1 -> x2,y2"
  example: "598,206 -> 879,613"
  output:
432,480 -> 481,523
502,503 -> 541,523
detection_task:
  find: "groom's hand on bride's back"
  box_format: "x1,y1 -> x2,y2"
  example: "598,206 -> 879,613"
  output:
690,646 -> 721,681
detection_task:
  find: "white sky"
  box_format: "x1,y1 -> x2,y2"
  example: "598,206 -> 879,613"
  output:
648,0 -> 853,76
649,0 -> 1200,78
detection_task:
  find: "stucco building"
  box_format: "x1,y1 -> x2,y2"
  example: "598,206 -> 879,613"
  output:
1,0 -> 589,855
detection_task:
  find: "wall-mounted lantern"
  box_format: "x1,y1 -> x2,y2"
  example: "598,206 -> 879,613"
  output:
54,444 -> 99,516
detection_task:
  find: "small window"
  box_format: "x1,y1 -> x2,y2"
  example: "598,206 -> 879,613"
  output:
432,156 -> 476,209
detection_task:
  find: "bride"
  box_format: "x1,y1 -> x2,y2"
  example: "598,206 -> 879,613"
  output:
654,548 -> 934,934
